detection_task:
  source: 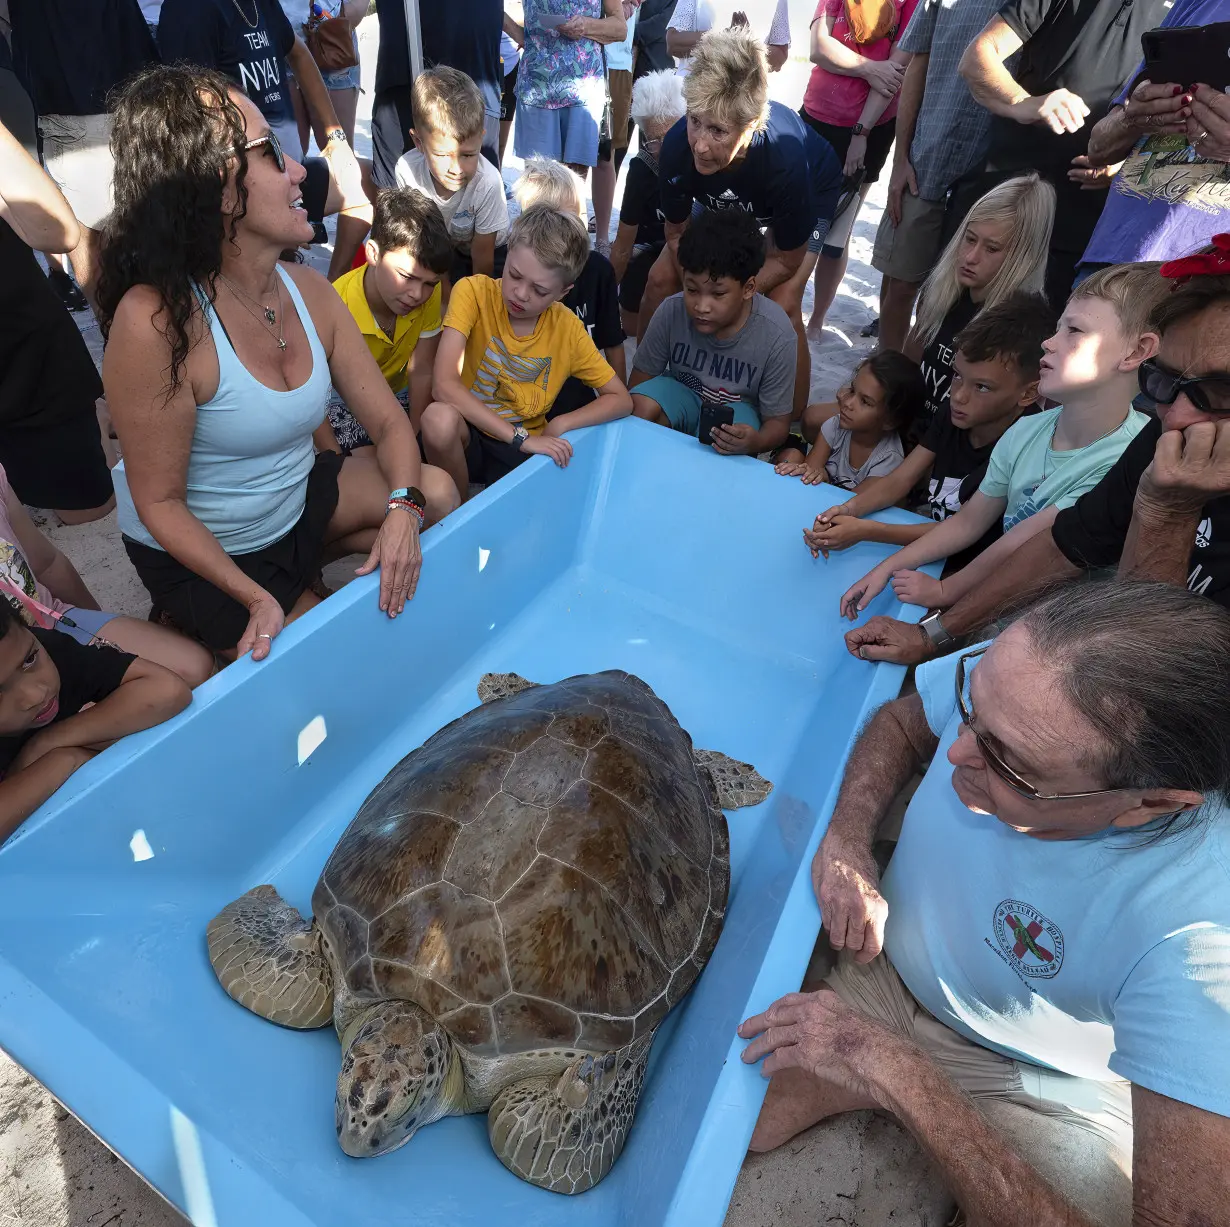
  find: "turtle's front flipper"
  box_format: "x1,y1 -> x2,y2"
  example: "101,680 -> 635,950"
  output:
694,748 -> 773,809
206,884 -> 334,1029
477,672 -> 539,704
487,1034 -> 653,1193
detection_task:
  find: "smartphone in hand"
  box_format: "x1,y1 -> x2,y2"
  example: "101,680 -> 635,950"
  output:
698,404 -> 735,446
1142,22 -> 1230,93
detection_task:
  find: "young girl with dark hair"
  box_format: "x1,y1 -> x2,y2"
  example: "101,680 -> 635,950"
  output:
775,349 -> 925,489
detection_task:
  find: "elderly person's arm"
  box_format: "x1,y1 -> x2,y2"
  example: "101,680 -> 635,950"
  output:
959,16 -> 1089,134
744,994 -> 1230,1226
843,46 -> 914,176
813,693 -> 937,956
0,117 -> 79,253
1084,79 -> 1189,166
103,288 -> 292,661
558,0 -> 627,45
844,527 -> 1081,664
1121,421 -> 1230,584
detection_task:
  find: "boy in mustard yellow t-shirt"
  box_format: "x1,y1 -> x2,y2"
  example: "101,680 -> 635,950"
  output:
318,189 -> 454,454
423,206 -> 634,501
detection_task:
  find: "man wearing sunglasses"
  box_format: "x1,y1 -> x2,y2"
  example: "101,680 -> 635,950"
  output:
847,263 -> 1230,666
741,581 -> 1230,1226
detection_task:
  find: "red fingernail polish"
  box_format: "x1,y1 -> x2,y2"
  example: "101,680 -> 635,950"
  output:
1174,86 -> 1182,95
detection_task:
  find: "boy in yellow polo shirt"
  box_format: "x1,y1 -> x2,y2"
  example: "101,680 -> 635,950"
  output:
319,189 -> 453,454
422,206 -> 634,501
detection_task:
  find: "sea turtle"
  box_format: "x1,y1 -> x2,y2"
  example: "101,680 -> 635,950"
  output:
206,670 -> 771,1194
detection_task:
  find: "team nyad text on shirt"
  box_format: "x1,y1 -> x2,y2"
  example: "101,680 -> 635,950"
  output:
240,28 -> 284,107
670,342 -> 759,395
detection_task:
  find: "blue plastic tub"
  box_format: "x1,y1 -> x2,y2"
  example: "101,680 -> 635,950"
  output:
0,419 -> 933,1227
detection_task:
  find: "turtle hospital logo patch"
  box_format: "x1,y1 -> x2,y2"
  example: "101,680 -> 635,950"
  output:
992,900 -> 1064,980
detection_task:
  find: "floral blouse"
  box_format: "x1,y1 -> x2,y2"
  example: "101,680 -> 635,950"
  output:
518,0 -> 608,111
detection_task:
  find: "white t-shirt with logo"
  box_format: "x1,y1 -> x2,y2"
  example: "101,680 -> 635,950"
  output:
394,149 -> 509,254
879,645 -> 1230,1113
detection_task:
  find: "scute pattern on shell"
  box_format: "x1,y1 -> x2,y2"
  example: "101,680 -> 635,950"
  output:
311,671 -> 729,1058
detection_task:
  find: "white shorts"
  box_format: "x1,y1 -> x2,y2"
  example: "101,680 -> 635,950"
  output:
38,112 -> 115,231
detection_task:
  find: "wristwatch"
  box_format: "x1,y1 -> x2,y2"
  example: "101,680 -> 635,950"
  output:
511,425 -> 530,450
324,127 -> 349,145
389,486 -> 426,512
920,611 -> 953,649
850,122 -> 867,137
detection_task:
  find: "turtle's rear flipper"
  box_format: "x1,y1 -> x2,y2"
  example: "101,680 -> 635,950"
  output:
477,672 -> 539,704
694,748 -> 773,810
487,1034 -> 653,1193
206,884 -> 334,1029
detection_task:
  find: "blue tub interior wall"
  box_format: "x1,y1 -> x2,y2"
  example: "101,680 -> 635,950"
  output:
0,420 -> 934,1227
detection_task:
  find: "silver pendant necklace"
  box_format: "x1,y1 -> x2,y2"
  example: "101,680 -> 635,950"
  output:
218,272 -> 287,351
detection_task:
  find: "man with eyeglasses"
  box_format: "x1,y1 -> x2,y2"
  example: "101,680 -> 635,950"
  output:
740,580 -> 1230,1226
846,257 -> 1230,665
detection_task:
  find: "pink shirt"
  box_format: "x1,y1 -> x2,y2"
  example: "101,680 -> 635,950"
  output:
801,0 -> 919,128
0,464 -> 71,621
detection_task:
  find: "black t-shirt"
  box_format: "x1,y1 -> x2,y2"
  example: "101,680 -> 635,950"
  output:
159,0 -> 296,130
984,0 -> 1167,250
374,0 -> 502,117
0,629 -> 135,775
551,252 -> 624,418
1053,417 -> 1230,606
9,0 -> 158,116
659,100 -> 844,252
621,151 -> 666,247
920,408 -> 1005,571
916,292 -> 978,437
0,220 -> 104,431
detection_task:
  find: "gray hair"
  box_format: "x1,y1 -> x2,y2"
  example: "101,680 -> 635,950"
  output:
1013,580 -> 1230,834
630,69 -> 685,131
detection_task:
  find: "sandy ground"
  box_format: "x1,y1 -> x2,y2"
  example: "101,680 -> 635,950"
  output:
0,15 -> 954,1226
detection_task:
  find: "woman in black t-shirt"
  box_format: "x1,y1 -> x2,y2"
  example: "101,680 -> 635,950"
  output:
608,69 -> 683,336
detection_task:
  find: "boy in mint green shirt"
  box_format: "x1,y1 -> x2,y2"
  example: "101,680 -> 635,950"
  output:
841,264 -> 1164,620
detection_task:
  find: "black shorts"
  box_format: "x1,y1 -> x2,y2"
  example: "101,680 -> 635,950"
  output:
122,450 -> 343,652
799,110 -> 896,186
500,63 -> 519,122
301,156 -> 330,224
0,413 -> 113,512
465,425 -> 529,486
618,241 -> 665,312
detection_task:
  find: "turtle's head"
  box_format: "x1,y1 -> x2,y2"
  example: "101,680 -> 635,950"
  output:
335,1000 -> 459,1157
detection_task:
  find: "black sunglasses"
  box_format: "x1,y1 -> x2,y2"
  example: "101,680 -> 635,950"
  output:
955,648 -> 1125,802
239,131 -> 286,173
1138,357 -> 1230,415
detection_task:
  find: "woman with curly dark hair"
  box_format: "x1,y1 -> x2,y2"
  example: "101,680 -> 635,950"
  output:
98,65 -> 458,662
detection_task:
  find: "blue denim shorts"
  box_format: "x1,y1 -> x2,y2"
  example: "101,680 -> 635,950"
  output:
514,101 -> 601,168
55,606 -> 118,646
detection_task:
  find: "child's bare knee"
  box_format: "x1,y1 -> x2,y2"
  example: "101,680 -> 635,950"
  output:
420,401 -> 463,449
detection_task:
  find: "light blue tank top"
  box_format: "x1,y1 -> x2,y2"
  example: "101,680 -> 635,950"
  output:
114,266 -> 331,556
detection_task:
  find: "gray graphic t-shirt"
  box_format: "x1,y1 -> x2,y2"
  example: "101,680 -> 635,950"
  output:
632,292 -> 797,419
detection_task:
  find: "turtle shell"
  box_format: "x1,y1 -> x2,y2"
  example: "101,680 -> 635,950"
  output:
312,671 -> 729,1057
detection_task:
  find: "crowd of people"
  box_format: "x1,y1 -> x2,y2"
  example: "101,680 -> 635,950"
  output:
0,0 -> 1229,1223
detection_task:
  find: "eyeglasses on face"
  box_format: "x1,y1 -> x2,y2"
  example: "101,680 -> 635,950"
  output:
1138,357 -> 1230,416
954,647 -> 1126,803
239,130 -> 286,174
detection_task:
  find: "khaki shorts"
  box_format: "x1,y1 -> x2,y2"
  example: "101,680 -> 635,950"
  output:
871,191 -> 947,284
39,112 -> 115,231
609,67 -> 634,152
825,951 -> 1133,1227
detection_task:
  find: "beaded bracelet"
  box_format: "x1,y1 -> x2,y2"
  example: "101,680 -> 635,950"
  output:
387,497 -> 425,528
